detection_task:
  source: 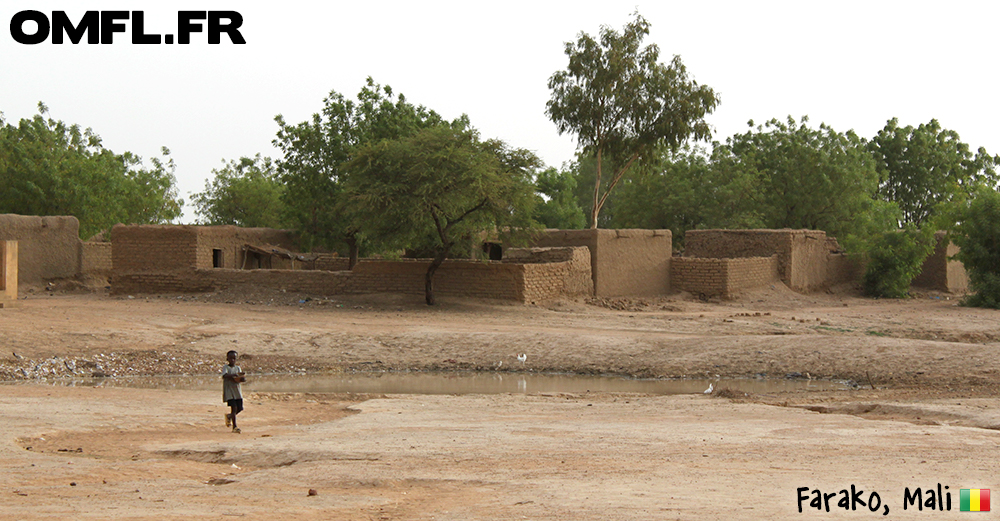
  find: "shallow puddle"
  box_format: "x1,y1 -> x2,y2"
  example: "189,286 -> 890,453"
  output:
9,372 -> 852,395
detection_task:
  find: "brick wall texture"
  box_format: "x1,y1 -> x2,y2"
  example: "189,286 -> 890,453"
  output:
81,242 -> 112,274
684,229 -> 830,292
671,256 -> 778,299
0,214 -> 81,286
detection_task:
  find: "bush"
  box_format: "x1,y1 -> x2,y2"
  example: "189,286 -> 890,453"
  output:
952,189 -> 1000,309
862,227 -> 934,298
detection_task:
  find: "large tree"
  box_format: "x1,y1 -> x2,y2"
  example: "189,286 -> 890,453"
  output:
0,103 -> 182,238
191,154 -> 288,228
345,125 -> 539,305
273,77 -> 450,265
546,12 -> 720,228
714,117 -> 899,245
869,118 -> 999,227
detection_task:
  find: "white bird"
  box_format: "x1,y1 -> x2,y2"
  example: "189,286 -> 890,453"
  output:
703,383 -> 714,394
517,353 -> 527,365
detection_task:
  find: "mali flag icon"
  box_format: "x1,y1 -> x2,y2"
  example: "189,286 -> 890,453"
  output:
960,489 -> 990,512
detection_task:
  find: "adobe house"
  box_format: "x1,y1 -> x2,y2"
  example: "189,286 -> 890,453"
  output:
111,224 -> 299,294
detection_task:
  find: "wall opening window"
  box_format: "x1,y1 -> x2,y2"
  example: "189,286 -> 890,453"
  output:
213,249 -> 224,268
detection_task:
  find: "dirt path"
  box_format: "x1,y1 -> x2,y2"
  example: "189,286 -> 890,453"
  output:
1,289 -> 999,519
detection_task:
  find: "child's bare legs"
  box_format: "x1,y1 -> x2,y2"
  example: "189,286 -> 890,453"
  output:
230,404 -> 241,433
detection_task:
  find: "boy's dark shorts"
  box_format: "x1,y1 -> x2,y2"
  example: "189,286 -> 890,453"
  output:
227,399 -> 244,413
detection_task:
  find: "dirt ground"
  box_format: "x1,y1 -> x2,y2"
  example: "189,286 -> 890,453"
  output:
1,284 -> 1000,519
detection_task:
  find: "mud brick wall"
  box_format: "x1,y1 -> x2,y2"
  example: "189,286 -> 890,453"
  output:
530,229 -> 671,297
1,240 -> 17,306
81,241 -> 112,275
684,229 -> 829,292
115,251 -> 592,303
671,256 -> 778,299
503,247 -> 578,264
314,254 -> 351,271
0,214 -> 82,286
347,260 -> 525,300
112,272 -> 216,295
515,247 -> 592,301
912,231 -> 968,293
826,253 -> 864,287
112,225 -> 199,273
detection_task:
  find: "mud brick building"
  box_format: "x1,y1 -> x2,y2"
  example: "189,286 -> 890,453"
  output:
0,214 -> 971,302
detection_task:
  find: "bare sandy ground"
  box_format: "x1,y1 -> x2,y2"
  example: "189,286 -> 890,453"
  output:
1,286 -> 999,519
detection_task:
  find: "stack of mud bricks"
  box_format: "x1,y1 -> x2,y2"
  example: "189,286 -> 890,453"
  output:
1,241 -> 18,308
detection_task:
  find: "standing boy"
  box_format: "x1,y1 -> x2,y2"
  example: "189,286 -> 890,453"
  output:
222,350 -> 245,433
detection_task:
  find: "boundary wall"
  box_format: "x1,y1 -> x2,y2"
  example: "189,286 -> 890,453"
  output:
81,242 -> 112,275
112,247 -> 592,303
684,229 -> 831,292
671,256 -> 778,299
0,214 -> 81,286
530,229 -> 671,297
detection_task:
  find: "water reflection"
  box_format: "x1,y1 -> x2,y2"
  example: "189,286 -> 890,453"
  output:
5,372 -> 851,395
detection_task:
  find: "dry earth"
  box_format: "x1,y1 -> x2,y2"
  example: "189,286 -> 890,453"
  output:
1,283 -> 999,519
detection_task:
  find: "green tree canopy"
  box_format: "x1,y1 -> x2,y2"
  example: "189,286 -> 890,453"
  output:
345,125 -> 540,305
546,12 -> 720,229
0,103 -> 182,238
869,118 -> 999,227
612,145 -> 764,248
533,166 -> 587,230
952,188 -> 1000,308
714,117 -> 899,245
273,78 -> 452,265
192,154 -> 288,228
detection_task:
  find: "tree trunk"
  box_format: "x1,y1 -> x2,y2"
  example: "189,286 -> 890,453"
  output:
424,249 -> 449,305
590,148 -> 603,229
346,235 -> 359,270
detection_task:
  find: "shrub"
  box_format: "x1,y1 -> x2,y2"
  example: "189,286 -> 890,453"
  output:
862,227 -> 934,298
952,189 -> 1000,309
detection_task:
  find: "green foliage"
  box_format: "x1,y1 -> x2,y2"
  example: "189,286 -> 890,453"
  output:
546,12 -> 720,228
0,103 -> 182,238
869,118 -> 1000,227
715,116 -> 898,246
533,167 -> 586,229
273,77 -> 452,255
345,125 -> 540,304
861,226 -> 934,298
951,189 -> 1000,308
192,154 -> 288,228
613,145 -> 764,248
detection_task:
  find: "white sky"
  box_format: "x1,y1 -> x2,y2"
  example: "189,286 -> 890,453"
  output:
2,1 -> 998,223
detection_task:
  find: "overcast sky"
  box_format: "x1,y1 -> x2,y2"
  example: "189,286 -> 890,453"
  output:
3,1 -> 998,223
